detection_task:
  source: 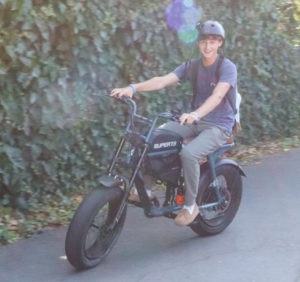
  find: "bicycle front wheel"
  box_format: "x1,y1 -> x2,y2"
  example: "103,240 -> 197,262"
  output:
65,187 -> 127,270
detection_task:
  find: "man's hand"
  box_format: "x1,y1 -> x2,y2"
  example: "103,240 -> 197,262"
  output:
179,112 -> 199,125
110,86 -> 134,99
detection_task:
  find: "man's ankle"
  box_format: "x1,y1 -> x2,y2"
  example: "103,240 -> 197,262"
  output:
183,203 -> 196,215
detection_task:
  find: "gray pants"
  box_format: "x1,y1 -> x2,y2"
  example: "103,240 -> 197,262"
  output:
160,121 -> 230,206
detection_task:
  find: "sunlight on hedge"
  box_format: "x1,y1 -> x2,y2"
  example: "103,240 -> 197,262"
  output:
0,0 -> 299,214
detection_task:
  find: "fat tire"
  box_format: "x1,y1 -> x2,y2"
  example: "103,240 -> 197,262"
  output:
191,164 -> 242,236
65,187 -> 126,270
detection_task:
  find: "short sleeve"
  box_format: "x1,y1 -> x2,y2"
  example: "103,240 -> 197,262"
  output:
218,59 -> 237,88
172,62 -> 188,81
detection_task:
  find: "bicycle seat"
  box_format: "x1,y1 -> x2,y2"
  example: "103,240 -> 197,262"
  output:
208,142 -> 234,160
183,135 -> 234,145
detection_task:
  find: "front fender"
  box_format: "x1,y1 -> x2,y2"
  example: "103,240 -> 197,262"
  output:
98,175 -> 126,188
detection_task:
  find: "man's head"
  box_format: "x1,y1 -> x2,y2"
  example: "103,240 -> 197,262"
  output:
196,20 -> 225,47
196,20 -> 225,60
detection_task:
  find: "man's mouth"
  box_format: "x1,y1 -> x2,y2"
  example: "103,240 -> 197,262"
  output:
204,50 -> 212,55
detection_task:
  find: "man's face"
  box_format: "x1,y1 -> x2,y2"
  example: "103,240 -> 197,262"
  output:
198,35 -> 223,59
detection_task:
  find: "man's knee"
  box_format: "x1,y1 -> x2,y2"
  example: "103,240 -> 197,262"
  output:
180,145 -> 207,163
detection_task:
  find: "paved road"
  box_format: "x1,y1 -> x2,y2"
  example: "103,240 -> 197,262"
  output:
1,148 -> 300,282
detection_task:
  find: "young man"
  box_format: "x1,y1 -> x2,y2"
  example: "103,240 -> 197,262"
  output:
110,20 -> 237,226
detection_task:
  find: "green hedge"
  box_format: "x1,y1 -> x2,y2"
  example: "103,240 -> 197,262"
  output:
0,0 -> 299,208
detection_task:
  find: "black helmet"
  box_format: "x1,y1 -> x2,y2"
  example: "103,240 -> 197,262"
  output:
196,20 -> 225,46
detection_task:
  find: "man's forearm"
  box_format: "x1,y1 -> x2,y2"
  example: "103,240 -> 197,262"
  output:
134,73 -> 179,93
193,82 -> 231,118
111,73 -> 179,99
194,95 -> 222,118
134,77 -> 164,92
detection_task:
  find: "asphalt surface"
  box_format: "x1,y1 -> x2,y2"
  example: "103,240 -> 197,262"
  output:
1,148 -> 300,282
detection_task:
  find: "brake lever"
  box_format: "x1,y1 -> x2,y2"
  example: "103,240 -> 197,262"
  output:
171,115 -> 180,122
170,109 -> 181,122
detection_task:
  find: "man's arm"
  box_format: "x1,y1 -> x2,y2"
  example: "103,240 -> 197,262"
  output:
179,82 -> 231,125
110,73 -> 179,98
194,82 -> 231,118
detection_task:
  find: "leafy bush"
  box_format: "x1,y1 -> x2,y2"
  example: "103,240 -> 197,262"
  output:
0,0 -> 299,209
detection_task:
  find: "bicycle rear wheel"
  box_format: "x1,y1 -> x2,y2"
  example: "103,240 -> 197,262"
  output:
190,165 -> 242,236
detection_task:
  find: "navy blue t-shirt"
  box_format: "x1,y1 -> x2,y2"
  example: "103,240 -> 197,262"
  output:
172,55 -> 237,134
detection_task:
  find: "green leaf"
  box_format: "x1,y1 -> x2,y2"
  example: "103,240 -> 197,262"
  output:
77,14 -> 83,24
5,46 -> 15,59
29,144 -> 42,160
32,66 -> 40,78
16,42 -> 26,54
1,146 -> 25,170
59,3 -> 66,13
72,167 -> 87,180
22,0 -> 32,12
37,78 -> 48,88
19,57 -> 32,67
1,197 -> 10,206
58,78 -> 67,89
42,162 -> 57,180
42,42 -> 51,54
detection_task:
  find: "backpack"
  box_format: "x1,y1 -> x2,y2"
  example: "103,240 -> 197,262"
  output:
234,90 -> 242,133
185,55 -> 242,133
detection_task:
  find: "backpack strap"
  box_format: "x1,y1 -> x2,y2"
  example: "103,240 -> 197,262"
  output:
216,55 -> 224,81
185,55 -> 237,114
183,59 -> 200,110
192,60 -> 200,110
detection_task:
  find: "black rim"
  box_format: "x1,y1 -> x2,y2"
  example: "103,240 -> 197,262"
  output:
84,202 -> 121,260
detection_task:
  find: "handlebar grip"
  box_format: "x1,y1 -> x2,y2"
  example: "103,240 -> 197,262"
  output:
108,94 -> 131,104
120,96 -> 131,103
182,119 -> 198,126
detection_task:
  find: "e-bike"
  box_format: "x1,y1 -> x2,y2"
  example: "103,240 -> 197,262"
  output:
65,96 -> 245,270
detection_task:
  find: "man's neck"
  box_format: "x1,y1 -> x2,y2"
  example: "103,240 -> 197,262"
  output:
202,54 -> 218,67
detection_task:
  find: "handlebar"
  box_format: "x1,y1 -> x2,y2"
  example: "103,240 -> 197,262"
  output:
109,95 -> 136,114
109,95 -> 179,122
109,95 -> 199,127
108,95 -> 181,141
108,94 -> 201,145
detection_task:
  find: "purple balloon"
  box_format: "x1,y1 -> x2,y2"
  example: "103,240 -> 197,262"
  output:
166,0 -> 187,31
166,0 -> 202,32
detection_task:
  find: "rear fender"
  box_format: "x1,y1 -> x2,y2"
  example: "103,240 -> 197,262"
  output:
200,158 -> 246,178
216,158 -> 246,177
